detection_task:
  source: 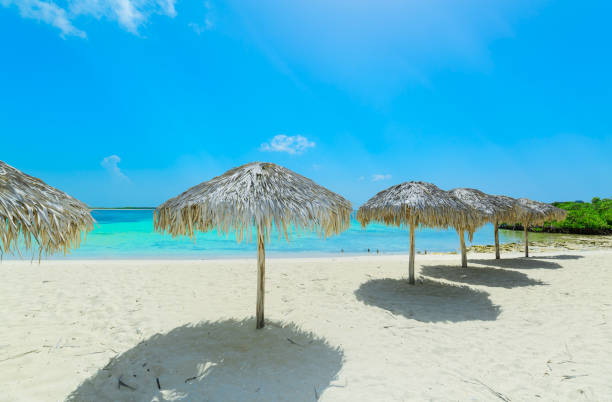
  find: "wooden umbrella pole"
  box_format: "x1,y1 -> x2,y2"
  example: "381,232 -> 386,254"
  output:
459,230 -> 467,268
524,223 -> 529,258
494,221 -> 500,259
408,219 -> 416,285
256,227 -> 266,329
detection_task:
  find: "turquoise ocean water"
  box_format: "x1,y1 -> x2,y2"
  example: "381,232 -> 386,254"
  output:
6,210 -> 534,259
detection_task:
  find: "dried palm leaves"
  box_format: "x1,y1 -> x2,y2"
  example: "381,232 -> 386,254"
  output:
0,161 -> 94,258
154,162 -> 352,328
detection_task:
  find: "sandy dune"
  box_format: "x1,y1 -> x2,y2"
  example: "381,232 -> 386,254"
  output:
1,251 -> 611,401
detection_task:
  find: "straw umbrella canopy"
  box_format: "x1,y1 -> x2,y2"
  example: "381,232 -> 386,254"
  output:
357,181 -> 478,284
542,203 -> 567,222
0,160 -> 95,258
514,198 -> 567,257
449,188 -> 517,265
491,194 -> 520,259
154,162 -> 352,329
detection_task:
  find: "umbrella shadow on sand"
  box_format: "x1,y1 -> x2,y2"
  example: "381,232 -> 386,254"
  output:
533,254 -> 584,260
469,258 -> 562,270
66,319 -> 343,402
421,265 -> 545,289
354,278 -> 500,323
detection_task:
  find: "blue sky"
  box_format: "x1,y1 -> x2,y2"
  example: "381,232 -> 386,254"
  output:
1,0 -> 610,207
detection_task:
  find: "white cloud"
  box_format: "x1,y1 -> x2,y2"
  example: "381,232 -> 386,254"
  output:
189,1 -> 213,35
1,0 -> 178,37
112,0 -> 145,33
188,20 -> 212,35
157,0 -> 176,17
260,134 -> 315,155
1,0 -> 86,38
101,155 -> 129,181
371,174 -> 391,182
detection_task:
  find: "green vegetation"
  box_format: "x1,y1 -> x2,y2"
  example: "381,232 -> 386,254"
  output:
500,197 -> 612,235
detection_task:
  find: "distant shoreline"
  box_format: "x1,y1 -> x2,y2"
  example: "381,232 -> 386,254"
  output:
498,223 -> 612,235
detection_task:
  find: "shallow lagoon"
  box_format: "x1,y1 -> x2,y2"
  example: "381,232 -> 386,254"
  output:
12,209 -> 536,259
6,209 -> 571,259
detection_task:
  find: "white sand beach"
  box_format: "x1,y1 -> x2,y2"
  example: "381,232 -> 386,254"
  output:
1,250 -> 611,401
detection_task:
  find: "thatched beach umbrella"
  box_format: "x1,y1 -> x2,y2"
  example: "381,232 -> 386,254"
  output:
449,188 -> 517,265
357,181 -> 478,284
491,195 -> 519,259
0,160 -> 94,258
514,198 -> 566,257
154,162 -> 352,329
542,203 -> 567,223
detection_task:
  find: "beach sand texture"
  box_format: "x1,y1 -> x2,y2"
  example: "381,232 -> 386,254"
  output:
1,251 -> 611,401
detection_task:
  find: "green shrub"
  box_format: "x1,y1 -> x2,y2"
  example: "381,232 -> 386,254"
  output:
503,197 -> 612,234
544,197 -> 612,234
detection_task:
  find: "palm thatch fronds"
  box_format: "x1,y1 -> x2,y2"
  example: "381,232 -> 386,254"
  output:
492,195 -> 520,223
449,189 -> 517,225
543,203 -> 567,222
357,181 -> 479,283
514,198 -> 567,257
514,198 -> 551,226
154,162 -> 352,329
490,194 -> 520,259
0,161 -> 94,258
515,197 -> 567,224
449,188 -> 518,264
155,162 -> 351,243
357,182 -> 479,230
